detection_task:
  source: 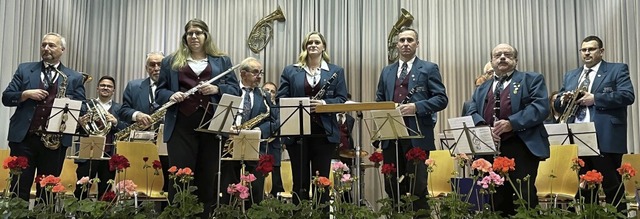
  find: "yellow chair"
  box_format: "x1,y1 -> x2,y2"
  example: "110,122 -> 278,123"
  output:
278,161 -> 293,200
115,141 -> 165,199
622,154 -> 640,211
0,149 -> 11,191
535,144 -> 579,206
427,150 -> 455,197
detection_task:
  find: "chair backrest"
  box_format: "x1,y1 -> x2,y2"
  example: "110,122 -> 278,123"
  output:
535,144 -> 579,199
621,154 -> 640,199
428,150 -> 455,197
115,141 -> 165,198
280,161 -> 293,193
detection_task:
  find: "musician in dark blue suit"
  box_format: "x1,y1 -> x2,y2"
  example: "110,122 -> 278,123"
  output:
2,33 -> 85,201
375,27 -> 448,210
74,76 -> 127,200
555,36 -> 635,212
467,43 -> 550,216
276,31 -> 348,205
155,19 -> 240,217
220,57 -> 278,206
262,82 -> 284,197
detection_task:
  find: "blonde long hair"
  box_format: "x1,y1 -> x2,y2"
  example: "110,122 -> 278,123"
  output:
171,19 -> 225,70
296,31 -> 331,67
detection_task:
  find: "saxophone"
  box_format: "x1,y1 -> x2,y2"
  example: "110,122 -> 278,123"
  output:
558,86 -> 588,123
40,68 -> 68,150
115,64 -> 241,141
222,88 -> 272,155
386,8 -> 414,63
246,6 -> 286,53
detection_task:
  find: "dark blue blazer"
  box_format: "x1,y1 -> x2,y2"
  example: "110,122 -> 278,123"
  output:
2,61 -> 86,147
375,57 -> 448,151
554,61 -> 635,153
155,55 -> 241,142
244,89 -> 281,165
120,78 -> 153,124
276,63 -> 348,144
467,70 -> 550,159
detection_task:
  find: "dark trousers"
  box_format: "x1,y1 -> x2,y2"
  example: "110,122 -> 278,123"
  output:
219,161 -> 266,208
158,155 -> 170,209
167,109 -> 220,218
487,136 -> 540,217
270,166 -> 284,197
9,133 -> 67,202
382,139 -> 429,211
578,153 -> 624,212
287,134 -> 336,205
74,159 -> 115,200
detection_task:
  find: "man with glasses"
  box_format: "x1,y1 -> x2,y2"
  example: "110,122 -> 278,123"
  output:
466,43 -> 550,216
555,36 -> 635,212
2,32 -> 86,201
220,57 -> 278,206
75,76 -> 126,200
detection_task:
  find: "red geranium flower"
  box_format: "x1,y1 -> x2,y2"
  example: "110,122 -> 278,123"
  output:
152,160 -> 162,170
617,163 -> 636,180
381,163 -> 397,176
101,191 -> 116,202
316,176 -> 331,188
405,147 -> 427,163
3,156 -> 29,174
492,156 -> 516,174
369,151 -> 383,164
109,154 -> 130,172
571,157 -> 585,172
580,169 -> 604,189
256,154 -> 274,176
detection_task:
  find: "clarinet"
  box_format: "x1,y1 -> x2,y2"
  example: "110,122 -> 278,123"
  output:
312,72 -> 338,100
493,84 -> 502,152
400,86 -> 419,104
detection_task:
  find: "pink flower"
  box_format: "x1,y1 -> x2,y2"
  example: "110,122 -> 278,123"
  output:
332,161 -> 350,172
240,173 -> 257,183
239,191 -> 250,199
76,176 -> 91,185
52,183 -> 65,193
425,158 -> 436,167
488,171 -> 505,185
227,184 -> 237,194
235,184 -> 249,194
471,158 -> 492,173
115,179 -> 137,196
341,173 -> 352,182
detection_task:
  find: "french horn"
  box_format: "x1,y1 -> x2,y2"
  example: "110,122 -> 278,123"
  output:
247,6 -> 286,53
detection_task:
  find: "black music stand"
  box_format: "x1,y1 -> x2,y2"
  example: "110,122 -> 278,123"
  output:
365,108 -> 423,212
545,122 -> 600,156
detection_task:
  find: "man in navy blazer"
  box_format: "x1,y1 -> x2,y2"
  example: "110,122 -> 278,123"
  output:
120,52 -> 164,125
220,57 -> 278,206
74,76 -> 127,200
555,36 -> 635,211
2,33 -> 85,201
467,43 -> 550,216
375,27 -> 448,210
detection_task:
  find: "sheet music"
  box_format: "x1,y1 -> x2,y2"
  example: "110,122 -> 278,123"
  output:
453,126 -> 496,155
279,97 -> 311,136
447,116 -> 475,129
544,124 -> 569,145
570,122 -> 599,156
208,94 -> 242,132
231,130 -> 261,160
370,109 -> 410,140
47,98 -> 82,134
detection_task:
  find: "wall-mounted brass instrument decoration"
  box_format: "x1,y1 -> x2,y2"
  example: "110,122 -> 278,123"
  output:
387,8 -> 414,63
247,6 -> 286,53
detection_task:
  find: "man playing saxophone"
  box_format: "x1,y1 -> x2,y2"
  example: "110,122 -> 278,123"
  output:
75,75 -> 127,200
220,57 -> 278,206
2,32 -> 86,201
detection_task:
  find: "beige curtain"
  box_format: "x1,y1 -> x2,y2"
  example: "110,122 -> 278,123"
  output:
1,0 -> 638,209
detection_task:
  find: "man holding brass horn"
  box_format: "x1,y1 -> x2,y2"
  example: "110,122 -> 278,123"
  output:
156,18 -> 240,217
75,75 -> 126,200
2,32 -> 86,201
555,36 -> 635,212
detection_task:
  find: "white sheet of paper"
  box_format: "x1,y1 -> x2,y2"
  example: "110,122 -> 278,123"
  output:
544,123 -> 569,145
447,116 -> 475,129
453,126 -> 496,155
231,130 -> 261,160
208,94 -> 242,133
279,97 -> 311,136
78,135 -> 107,159
47,98 -> 82,134
157,124 -> 168,156
569,122 -> 599,156
369,109 -> 410,140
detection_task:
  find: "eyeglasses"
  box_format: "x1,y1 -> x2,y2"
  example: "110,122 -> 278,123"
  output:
579,47 -> 600,53
492,52 -> 516,59
244,69 -> 264,76
186,31 -> 205,37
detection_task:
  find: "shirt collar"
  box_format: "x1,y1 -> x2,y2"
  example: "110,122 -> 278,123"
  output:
95,98 -> 113,105
187,56 -> 208,62
43,61 -> 61,69
399,57 -> 416,67
294,60 -> 330,72
583,61 -> 602,73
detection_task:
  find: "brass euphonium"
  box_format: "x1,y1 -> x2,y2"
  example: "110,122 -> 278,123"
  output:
558,86 -> 588,123
247,5 -> 286,53
81,99 -> 112,136
387,8 -> 414,63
